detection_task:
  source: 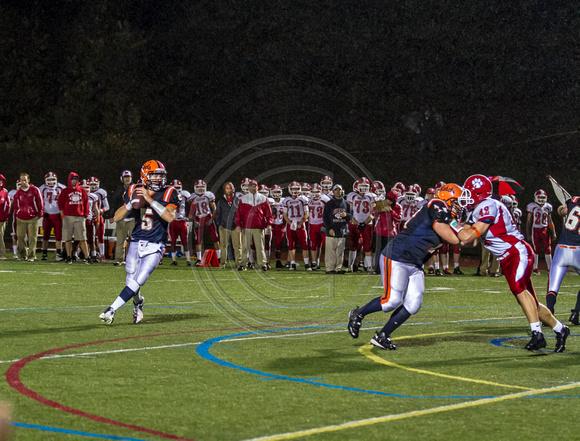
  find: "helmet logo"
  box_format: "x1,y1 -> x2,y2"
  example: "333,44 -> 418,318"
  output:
471,178 -> 483,189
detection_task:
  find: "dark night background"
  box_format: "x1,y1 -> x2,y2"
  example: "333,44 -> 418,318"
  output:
1,0 -> 578,199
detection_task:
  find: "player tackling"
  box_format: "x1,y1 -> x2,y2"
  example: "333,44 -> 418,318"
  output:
458,175 -> 569,351
99,160 -> 178,324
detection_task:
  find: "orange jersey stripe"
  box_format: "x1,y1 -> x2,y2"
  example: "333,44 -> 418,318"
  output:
162,186 -> 175,203
380,257 -> 392,304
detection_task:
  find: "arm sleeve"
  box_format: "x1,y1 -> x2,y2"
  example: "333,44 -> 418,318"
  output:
264,201 -> 273,226
36,188 -> 44,217
323,202 -> 333,230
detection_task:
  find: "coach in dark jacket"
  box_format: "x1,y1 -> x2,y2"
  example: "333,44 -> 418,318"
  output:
323,184 -> 351,273
215,181 -> 242,267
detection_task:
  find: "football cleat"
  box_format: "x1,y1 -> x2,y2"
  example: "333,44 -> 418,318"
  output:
427,267 -> 435,275
99,307 -> 115,325
347,308 -> 363,339
524,331 -> 546,351
554,326 -> 570,353
435,269 -> 443,276
443,268 -> 452,275
237,265 -> 246,271
305,264 -> 312,271
453,267 -> 464,275
289,263 -> 297,271
275,260 -> 284,269
370,332 -> 397,350
261,264 -> 269,271
171,260 -> 177,266
569,310 -> 579,325
133,297 -> 144,324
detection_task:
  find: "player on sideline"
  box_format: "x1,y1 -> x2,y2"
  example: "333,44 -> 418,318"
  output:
99,160 -> 177,325
347,184 -> 465,350
458,174 -> 569,352
545,194 -> 580,323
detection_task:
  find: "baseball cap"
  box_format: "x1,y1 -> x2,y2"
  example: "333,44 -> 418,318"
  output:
332,184 -> 343,191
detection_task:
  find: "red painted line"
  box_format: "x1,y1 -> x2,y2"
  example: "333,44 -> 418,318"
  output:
5,321 -> 323,440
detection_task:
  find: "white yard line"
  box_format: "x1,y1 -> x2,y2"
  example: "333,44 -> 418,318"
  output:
0,315 -> 524,365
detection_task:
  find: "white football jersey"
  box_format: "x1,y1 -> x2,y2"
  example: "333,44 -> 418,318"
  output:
469,198 -> 524,257
526,202 -> 552,229
38,183 -> 66,215
175,189 -> 191,220
189,191 -> 216,219
397,196 -> 422,223
86,193 -> 100,221
347,192 -> 375,223
308,198 -> 326,225
271,200 -> 285,225
93,187 -> 109,212
283,195 -> 309,222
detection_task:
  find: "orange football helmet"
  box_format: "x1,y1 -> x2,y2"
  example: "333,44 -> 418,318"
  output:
140,160 -> 167,191
436,183 -> 463,217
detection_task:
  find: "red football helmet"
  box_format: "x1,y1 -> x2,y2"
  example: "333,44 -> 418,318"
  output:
0,174 -> 5,189
434,181 -> 446,190
372,180 -> 386,196
259,184 -> 270,197
45,171 -> 57,188
270,184 -> 283,200
301,182 -> 312,198
353,177 -> 371,194
320,175 -> 333,192
310,183 -> 322,199
194,179 -> 207,195
88,176 -> 100,191
172,179 -> 182,190
461,174 -> 492,208
81,178 -> 91,192
404,184 -> 420,202
425,187 -> 436,201
288,181 -> 302,197
391,181 -> 406,195
140,160 -> 167,191
534,189 -> 547,205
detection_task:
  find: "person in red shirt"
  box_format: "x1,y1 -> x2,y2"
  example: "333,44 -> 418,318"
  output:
373,189 -> 401,272
58,171 -> 90,263
0,174 -> 11,259
235,179 -> 273,271
12,173 -> 43,261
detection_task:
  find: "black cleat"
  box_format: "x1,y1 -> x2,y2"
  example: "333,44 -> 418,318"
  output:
171,261 -> 177,266
289,263 -> 297,271
554,326 -> 570,353
427,267 -> 435,275
370,332 -> 397,350
453,267 -> 464,275
570,310 -> 579,326
237,265 -> 246,271
275,260 -> 284,269
435,269 -> 443,276
305,264 -> 312,271
347,308 -> 363,338
524,331 -> 547,351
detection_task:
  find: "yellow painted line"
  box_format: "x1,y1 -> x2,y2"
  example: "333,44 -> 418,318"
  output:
361,330 -> 532,391
242,381 -> 580,441
360,345 -> 531,391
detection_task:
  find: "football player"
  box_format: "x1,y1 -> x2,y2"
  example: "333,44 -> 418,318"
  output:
459,175 -> 569,352
270,185 -> 286,269
38,172 -> 66,261
81,179 -> 101,262
99,160 -> 178,325
283,181 -> 310,270
8,180 -> 20,259
88,176 -> 109,259
188,179 -> 219,266
347,177 -> 376,272
259,184 -> 274,265
308,184 -> 326,271
347,183 -> 465,349
320,175 -> 334,199
168,179 -> 192,266
545,194 -> 580,323
526,189 -> 556,274
391,182 -> 406,198
511,196 -> 523,232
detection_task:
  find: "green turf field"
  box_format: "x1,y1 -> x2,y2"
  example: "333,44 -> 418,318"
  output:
0,259 -> 578,441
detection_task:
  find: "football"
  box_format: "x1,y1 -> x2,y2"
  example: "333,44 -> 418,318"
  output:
131,195 -> 147,209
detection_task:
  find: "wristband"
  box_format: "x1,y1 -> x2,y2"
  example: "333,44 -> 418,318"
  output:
124,202 -> 133,211
150,200 -> 165,216
472,228 -> 481,238
449,219 -> 461,234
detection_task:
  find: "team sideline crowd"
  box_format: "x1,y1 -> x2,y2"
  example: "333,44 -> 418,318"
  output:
0,160 -> 578,350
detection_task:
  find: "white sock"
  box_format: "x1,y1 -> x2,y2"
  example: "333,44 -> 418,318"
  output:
91,251 -> 96,257
216,249 -> 221,259
196,251 -> 202,260
99,243 -> 105,255
545,254 -> 552,270
348,251 -> 357,267
291,260 -> 295,265
185,251 -> 191,261
553,321 -> 563,333
304,257 -> 310,265
364,255 -> 372,268
171,252 -> 176,261
12,245 -> 17,255
534,255 -> 539,270
110,296 -> 126,311
434,260 -> 440,270
530,321 -> 542,333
